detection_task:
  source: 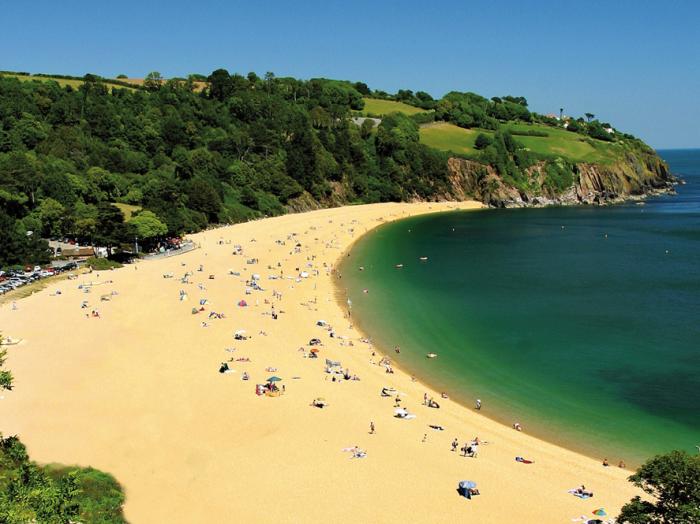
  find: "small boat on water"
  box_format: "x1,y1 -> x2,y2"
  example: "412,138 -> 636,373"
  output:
426,353 -> 438,359
419,256 -> 428,261
395,264 -> 403,269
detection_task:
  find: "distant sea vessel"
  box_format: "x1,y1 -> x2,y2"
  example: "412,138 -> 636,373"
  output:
419,256 -> 428,261
395,264 -> 403,268
426,353 -> 438,359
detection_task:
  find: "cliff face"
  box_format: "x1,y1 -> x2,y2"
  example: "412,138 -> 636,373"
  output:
446,151 -> 675,208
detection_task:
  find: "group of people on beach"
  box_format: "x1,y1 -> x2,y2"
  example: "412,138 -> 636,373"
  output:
157,218 -> 622,512
451,437 -> 481,458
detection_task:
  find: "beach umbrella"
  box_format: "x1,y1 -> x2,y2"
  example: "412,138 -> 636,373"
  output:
267,376 -> 282,382
592,509 -> 607,517
235,329 -> 246,335
310,348 -> 319,353
458,480 -> 477,489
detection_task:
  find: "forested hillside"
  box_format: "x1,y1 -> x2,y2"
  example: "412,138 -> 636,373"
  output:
0,70 -> 671,266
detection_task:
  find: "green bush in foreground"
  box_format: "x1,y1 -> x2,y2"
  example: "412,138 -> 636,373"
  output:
0,435 -> 126,523
85,257 -> 123,270
0,334 -> 126,523
618,450 -> 700,523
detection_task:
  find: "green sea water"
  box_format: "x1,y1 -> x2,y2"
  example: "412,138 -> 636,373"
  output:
340,149 -> 700,465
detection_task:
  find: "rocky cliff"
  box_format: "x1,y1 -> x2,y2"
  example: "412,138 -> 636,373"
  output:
446,151 -> 675,208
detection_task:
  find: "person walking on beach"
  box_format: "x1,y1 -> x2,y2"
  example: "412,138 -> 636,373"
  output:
451,438 -> 459,452
475,398 -> 481,410
369,421 -> 375,434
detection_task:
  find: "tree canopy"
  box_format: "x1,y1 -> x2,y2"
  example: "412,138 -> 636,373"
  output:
618,450 -> 700,524
0,72 -> 459,264
0,70 -> 650,265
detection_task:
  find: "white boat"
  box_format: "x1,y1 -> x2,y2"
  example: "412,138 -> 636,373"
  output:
395,264 -> 403,269
419,256 -> 428,261
426,353 -> 438,359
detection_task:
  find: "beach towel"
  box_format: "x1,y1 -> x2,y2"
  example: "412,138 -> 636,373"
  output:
568,489 -> 592,499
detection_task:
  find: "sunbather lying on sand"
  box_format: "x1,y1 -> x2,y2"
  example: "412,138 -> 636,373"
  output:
568,485 -> 594,498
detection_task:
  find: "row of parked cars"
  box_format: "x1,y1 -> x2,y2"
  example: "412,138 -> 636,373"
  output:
0,262 -> 79,295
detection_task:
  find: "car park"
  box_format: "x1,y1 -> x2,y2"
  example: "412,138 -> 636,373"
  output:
0,262 -> 81,295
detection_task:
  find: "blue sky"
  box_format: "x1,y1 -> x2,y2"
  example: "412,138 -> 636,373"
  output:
2,0 -> 698,148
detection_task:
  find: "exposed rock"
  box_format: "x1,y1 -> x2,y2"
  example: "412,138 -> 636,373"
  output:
446,152 -> 675,208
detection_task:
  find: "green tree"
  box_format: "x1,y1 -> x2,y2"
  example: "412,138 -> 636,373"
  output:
143,71 -> 163,91
0,209 -> 50,266
129,210 -> 167,240
474,133 -> 493,150
0,336 -> 13,391
618,450 -> 700,524
585,112 -> 595,122
93,203 -> 125,248
37,197 -> 65,237
353,82 -> 371,95
360,118 -> 375,139
566,120 -> 582,133
185,179 -> 221,221
207,69 -> 233,102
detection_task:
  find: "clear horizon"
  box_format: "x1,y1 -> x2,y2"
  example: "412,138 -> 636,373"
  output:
2,0 -> 698,149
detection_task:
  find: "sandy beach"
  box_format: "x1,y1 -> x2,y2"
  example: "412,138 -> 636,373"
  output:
0,202 -> 640,523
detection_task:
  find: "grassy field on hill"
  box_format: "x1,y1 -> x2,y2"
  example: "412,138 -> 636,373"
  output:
0,73 -> 135,91
420,121 -> 619,163
112,203 -> 142,220
504,122 -> 617,163
419,122 -> 480,155
361,97 -> 428,116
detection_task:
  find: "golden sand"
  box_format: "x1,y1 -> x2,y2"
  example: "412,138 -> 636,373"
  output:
0,202 -> 639,523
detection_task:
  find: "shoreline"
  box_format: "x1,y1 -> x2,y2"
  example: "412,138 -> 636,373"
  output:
0,201 -> 642,523
331,209 -> 644,469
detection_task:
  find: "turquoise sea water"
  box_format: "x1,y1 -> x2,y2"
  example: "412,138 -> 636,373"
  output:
340,149 -> 700,465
